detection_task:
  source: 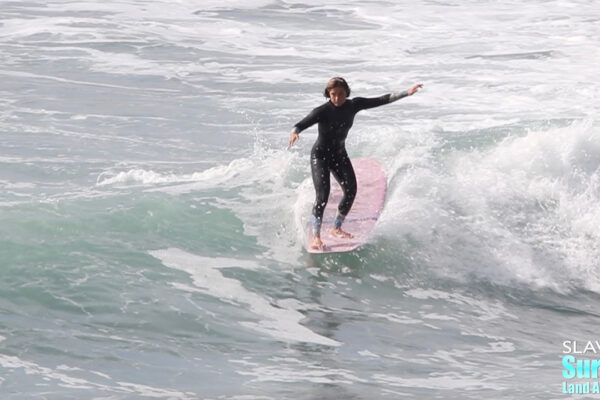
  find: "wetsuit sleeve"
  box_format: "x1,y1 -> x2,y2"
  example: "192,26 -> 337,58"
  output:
389,90 -> 410,103
353,91 -> 410,111
293,107 -> 321,134
352,95 -> 391,111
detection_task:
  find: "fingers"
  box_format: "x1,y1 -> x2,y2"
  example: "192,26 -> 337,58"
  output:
287,133 -> 298,149
409,83 -> 424,95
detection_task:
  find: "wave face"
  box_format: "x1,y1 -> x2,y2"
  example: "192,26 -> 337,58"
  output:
1,0 -> 599,399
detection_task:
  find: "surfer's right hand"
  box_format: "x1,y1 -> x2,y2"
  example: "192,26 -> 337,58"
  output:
287,131 -> 299,149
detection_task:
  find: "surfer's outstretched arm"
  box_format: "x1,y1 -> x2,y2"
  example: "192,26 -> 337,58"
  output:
389,83 -> 424,103
354,83 -> 424,111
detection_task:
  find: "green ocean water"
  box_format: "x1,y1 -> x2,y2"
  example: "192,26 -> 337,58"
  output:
2,0 -> 600,399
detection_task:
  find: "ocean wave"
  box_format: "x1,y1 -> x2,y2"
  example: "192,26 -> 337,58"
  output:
381,119 -> 600,292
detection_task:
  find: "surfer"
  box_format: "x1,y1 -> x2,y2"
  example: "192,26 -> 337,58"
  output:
288,77 -> 423,250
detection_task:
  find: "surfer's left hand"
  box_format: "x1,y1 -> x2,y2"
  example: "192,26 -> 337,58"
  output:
408,83 -> 424,95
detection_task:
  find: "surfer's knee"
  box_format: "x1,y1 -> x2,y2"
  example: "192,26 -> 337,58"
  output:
344,184 -> 357,201
314,197 -> 328,211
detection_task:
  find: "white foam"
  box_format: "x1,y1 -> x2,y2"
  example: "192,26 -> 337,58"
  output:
97,157 -> 258,188
358,349 -> 380,358
0,354 -> 194,398
373,371 -> 506,391
231,358 -> 365,384
150,248 -> 340,346
114,381 -> 194,399
0,355 -> 94,390
371,312 -> 422,325
381,120 -> 600,291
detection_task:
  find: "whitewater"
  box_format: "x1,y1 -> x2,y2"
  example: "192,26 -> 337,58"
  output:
1,0 -> 599,399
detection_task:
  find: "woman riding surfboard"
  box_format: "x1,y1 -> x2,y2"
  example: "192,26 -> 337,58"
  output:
288,77 -> 423,250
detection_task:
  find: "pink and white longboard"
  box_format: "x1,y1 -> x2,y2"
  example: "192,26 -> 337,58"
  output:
305,158 -> 387,254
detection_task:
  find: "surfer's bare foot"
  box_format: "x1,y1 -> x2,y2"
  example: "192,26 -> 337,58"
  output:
311,235 -> 326,250
330,227 -> 353,238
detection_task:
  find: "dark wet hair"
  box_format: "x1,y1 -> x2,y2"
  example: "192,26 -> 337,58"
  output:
323,77 -> 351,98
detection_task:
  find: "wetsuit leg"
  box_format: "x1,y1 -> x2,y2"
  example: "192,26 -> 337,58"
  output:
310,149 -> 330,235
330,151 -> 357,222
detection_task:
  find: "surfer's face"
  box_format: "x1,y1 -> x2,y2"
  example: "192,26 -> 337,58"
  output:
328,87 -> 347,107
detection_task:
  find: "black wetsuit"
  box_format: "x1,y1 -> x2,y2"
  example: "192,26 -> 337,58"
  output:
293,95 -> 395,230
